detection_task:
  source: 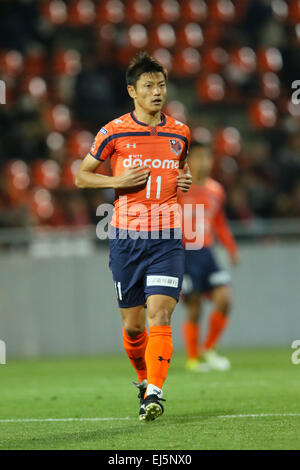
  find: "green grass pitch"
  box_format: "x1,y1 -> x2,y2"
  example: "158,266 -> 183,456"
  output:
0,348 -> 299,450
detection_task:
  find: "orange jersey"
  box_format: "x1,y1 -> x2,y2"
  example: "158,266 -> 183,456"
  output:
89,112 -> 191,231
178,178 -> 237,254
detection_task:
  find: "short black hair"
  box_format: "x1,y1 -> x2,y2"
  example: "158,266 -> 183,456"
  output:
126,51 -> 168,88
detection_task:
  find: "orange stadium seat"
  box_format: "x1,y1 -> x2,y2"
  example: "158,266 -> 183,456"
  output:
117,45 -> 139,66
23,76 -> 48,101
53,49 -> 81,76
173,48 -> 201,76
271,0 -> 288,22
149,24 -> 176,49
213,127 -> 241,156
249,99 -> 278,129
41,0 -> 68,25
177,23 -> 204,48
23,49 -> 47,77
181,0 -> 208,23
0,50 -> 23,76
196,73 -> 226,102
192,126 -> 212,144
127,24 -> 149,49
202,22 -> 223,45
226,47 -> 256,85
60,160 -> 82,189
31,160 -> 61,190
208,0 -> 236,23
164,100 -> 188,123
202,47 -> 228,73
96,0 -> 125,24
66,131 -> 94,160
44,104 -> 72,132
125,0 -> 153,24
260,72 -> 281,100
97,23 -> 118,42
3,160 -> 31,205
30,188 -> 56,222
257,48 -> 283,73
288,0 -> 300,24
151,48 -> 173,72
67,0 -> 96,26
152,0 -> 181,23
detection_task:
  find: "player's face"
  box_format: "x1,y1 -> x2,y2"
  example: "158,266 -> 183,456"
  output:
189,147 -> 213,179
128,72 -> 167,114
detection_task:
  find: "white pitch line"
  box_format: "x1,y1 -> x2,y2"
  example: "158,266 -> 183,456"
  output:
0,417 -> 132,423
0,413 -> 300,424
218,413 -> 300,419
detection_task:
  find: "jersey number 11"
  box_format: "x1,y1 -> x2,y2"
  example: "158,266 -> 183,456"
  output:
146,175 -> 161,199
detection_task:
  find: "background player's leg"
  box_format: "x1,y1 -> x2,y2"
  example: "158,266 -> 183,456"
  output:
144,294 -> 176,397
182,292 -> 202,362
121,305 -> 148,383
202,285 -> 232,371
203,285 -> 232,350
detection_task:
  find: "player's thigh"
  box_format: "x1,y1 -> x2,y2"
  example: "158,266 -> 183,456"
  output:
204,248 -> 231,293
145,237 -> 185,304
109,234 -> 146,309
183,248 -> 208,295
120,305 -> 146,336
146,294 -> 177,326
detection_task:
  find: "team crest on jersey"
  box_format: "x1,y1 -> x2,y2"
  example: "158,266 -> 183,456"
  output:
169,139 -> 182,156
100,127 -> 108,135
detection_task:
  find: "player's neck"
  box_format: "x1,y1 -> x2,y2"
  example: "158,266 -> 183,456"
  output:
133,106 -> 162,127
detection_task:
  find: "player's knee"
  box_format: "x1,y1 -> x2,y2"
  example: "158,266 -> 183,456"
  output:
148,307 -> 172,326
124,325 -> 145,338
217,293 -> 232,314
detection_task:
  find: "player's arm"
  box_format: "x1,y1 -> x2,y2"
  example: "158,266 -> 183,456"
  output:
177,128 -> 192,192
215,207 -> 240,265
75,153 -> 150,189
177,160 -> 192,192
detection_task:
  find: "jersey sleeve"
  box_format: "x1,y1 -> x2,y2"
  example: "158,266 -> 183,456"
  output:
89,122 -> 115,161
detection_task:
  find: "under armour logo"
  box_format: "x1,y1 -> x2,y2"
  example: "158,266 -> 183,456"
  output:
126,143 -> 136,148
158,356 -> 171,363
114,119 -> 123,124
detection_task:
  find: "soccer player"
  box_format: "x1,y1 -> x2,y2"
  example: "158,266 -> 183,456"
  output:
178,142 -> 239,372
75,52 -> 191,421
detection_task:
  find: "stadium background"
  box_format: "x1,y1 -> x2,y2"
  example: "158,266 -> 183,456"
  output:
0,0 -> 299,358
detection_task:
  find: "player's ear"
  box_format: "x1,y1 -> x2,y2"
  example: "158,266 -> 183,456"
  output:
127,85 -> 136,99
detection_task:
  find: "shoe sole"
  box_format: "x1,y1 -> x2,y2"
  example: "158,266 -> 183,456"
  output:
139,403 -> 162,422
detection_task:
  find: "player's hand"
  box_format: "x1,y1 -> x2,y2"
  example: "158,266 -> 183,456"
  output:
230,251 -> 240,266
177,164 -> 192,192
115,164 -> 150,189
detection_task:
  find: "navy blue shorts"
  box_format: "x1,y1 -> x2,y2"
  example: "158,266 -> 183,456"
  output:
109,228 -> 185,308
182,246 -> 231,295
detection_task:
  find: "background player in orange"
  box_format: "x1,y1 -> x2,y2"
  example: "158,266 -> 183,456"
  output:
75,52 -> 192,421
178,142 -> 239,372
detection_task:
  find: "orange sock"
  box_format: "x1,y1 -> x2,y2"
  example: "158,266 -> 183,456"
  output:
182,322 -> 199,359
145,325 -> 173,394
204,310 -> 229,350
123,328 -> 148,383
